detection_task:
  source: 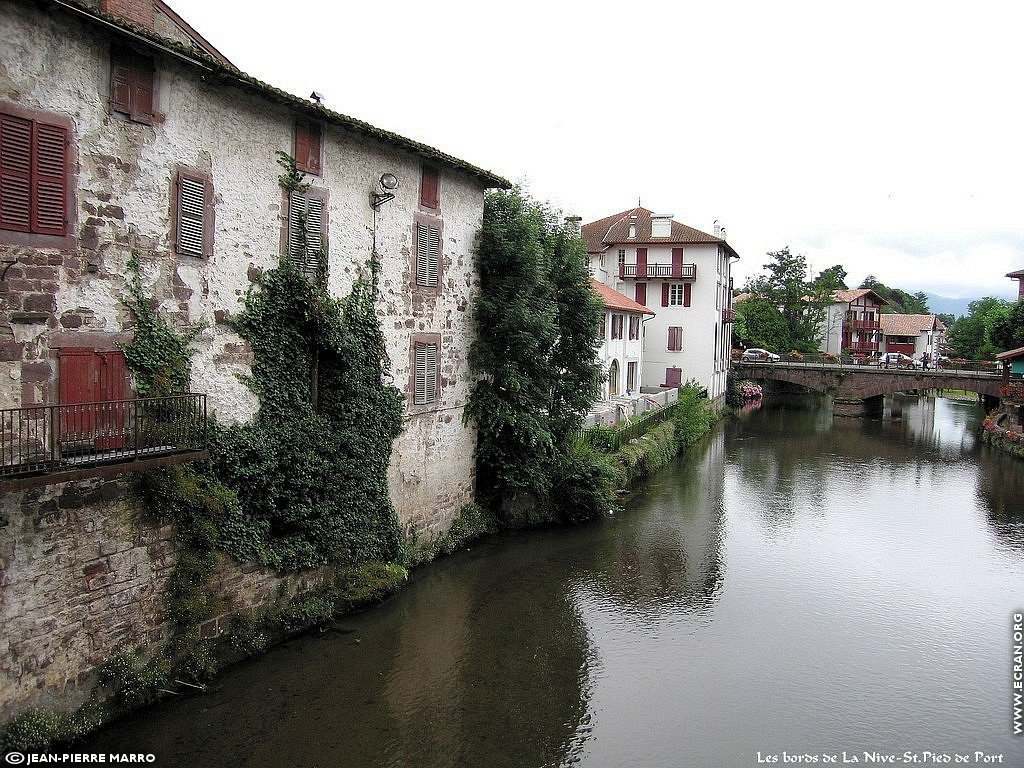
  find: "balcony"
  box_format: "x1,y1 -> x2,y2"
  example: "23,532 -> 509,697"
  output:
619,263 -> 697,280
0,394 -> 208,489
844,341 -> 880,354
845,317 -> 881,331
723,307 -> 737,323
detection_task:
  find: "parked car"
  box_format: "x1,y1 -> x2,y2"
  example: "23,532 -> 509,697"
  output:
741,348 -> 781,362
876,352 -> 922,369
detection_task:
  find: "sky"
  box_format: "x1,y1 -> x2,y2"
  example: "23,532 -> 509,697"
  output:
170,0 -> 1024,301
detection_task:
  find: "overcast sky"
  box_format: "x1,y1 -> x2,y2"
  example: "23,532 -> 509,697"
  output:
171,0 -> 1024,301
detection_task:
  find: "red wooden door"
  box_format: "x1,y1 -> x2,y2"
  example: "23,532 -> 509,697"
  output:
636,248 -> 647,278
59,349 -> 129,450
671,248 -> 683,278
665,367 -> 682,387
635,283 -> 647,306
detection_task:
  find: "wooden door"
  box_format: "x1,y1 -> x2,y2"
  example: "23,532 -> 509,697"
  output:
58,349 -> 129,451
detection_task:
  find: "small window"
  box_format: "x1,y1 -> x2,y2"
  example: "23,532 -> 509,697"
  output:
286,189 -> 327,281
110,49 -> 155,124
618,249 -> 626,267
628,315 -> 640,340
420,165 -> 440,210
294,121 -> 321,175
598,316 -> 606,340
413,340 -> 439,406
668,283 -> 691,307
0,111 -> 70,236
414,216 -> 443,289
627,361 -> 637,390
173,168 -> 213,258
667,326 -> 683,351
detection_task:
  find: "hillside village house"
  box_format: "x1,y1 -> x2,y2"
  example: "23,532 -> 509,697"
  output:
879,314 -> 946,362
0,0 -> 513,720
584,208 -> 739,407
1007,268 -> 1024,299
817,289 -> 887,356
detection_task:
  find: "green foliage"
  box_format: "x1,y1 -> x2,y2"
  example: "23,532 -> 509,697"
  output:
946,297 -> 1011,359
118,252 -> 200,397
614,420 -> 678,485
211,263 -> 405,571
987,298 -> 1024,352
859,275 -> 930,314
546,441 -> 619,524
98,650 -> 172,709
465,187 -> 603,519
733,298 -> 792,352
673,383 -> 716,450
0,705 -> 102,752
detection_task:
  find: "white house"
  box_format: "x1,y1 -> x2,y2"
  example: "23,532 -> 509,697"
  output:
583,208 -> 738,406
591,279 -> 653,400
816,289 -> 888,356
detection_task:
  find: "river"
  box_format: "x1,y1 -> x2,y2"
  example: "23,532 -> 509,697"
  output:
87,395 -> 1024,767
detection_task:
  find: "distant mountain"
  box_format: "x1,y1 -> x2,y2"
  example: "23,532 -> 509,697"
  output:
929,292 -> 1015,319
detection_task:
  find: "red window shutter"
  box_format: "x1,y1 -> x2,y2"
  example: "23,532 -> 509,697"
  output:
307,124 -> 321,175
666,367 -> 681,387
684,282 -> 692,307
661,283 -> 670,307
672,247 -> 683,277
635,283 -> 646,306
0,113 -> 32,232
295,122 -> 321,175
636,247 -> 647,278
59,348 -> 96,405
31,122 -> 68,236
295,123 -> 309,170
420,166 -> 439,209
130,63 -> 155,124
111,61 -> 133,114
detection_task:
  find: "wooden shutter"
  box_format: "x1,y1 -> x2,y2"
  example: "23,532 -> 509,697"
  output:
287,192 -> 324,279
668,326 -> 683,351
176,173 -> 206,257
111,61 -> 133,114
683,282 -> 692,307
32,123 -> 67,236
295,122 -> 321,175
671,248 -> 683,277
130,63 -> 155,124
416,221 -> 440,287
666,367 -> 682,387
414,342 -> 438,405
636,248 -> 647,278
661,283 -> 670,307
420,166 -> 439,209
0,113 -> 32,232
635,283 -> 646,306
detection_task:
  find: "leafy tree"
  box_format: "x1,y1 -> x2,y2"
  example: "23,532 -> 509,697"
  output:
858,276 -> 929,314
741,247 -> 826,352
946,297 -> 1010,359
987,298 -> 1024,351
465,188 -> 609,523
733,298 -> 792,351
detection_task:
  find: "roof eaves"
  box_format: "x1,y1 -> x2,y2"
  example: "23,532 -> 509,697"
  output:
45,0 -> 511,189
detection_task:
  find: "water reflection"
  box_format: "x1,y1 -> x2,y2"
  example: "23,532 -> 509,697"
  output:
975,447 -> 1024,553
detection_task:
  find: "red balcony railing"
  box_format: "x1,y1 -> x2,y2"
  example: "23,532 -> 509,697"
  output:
0,394 -> 207,483
845,317 -> 881,330
723,307 -> 737,323
619,263 -> 697,280
844,341 -> 880,353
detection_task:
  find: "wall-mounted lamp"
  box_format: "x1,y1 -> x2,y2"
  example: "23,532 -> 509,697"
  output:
371,173 -> 400,209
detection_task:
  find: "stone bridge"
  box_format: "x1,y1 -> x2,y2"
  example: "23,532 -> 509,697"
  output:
732,361 -> 1005,416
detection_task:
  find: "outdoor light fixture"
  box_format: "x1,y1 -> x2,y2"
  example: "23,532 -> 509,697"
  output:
371,173 -> 400,209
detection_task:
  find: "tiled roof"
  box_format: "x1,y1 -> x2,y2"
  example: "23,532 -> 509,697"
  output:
833,288 -> 888,305
996,345 -> 1024,361
581,207 -> 738,258
879,314 -> 940,337
732,292 -> 753,303
40,0 -> 510,189
590,279 -> 654,315
1006,269 -> 1024,278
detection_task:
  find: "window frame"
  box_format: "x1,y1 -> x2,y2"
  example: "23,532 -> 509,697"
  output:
628,314 -> 640,340
667,326 -> 683,351
669,284 -> 686,306
419,164 -> 440,212
0,102 -> 77,249
294,120 -> 322,176
280,186 -> 329,280
408,332 -> 442,411
171,165 -> 214,259
109,47 -> 156,125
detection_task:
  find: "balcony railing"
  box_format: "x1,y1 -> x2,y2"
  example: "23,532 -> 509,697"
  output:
0,394 -> 207,485
619,263 -> 697,280
844,341 -> 880,353
845,317 -> 881,330
723,307 -> 737,323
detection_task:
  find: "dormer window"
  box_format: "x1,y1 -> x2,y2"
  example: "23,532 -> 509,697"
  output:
628,224 -> 636,239
651,214 -> 673,238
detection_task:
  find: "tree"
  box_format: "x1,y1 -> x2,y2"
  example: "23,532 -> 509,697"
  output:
987,298 -> 1024,352
858,276 -> 929,314
945,297 -> 1010,359
742,248 -> 826,352
733,298 -> 792,352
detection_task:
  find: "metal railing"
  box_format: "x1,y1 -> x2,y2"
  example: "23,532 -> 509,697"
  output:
0,394 -> 207,478
723,307 -> 737,323
732,353 -> 1015,377
581,400 -> 681,453
619,263 -> 697,280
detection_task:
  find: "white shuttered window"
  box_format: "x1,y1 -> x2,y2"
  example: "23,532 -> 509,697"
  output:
288,191 -> 325,280
415,221 -> 441,287
413,342 -> 438,405
176,176 -> 206,257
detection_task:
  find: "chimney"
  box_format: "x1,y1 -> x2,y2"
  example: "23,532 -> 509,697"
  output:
564,215 -> 582,236
100,0 -> 156,31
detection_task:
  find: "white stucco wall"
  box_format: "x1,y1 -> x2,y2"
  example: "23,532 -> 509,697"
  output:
0,2 -> 488,536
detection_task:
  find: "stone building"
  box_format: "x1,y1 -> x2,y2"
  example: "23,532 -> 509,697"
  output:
0,0 -> 507,721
